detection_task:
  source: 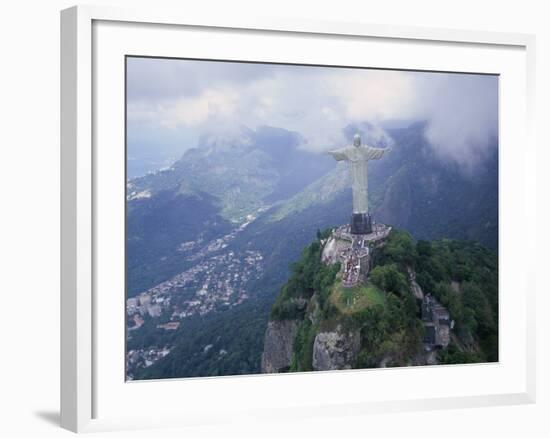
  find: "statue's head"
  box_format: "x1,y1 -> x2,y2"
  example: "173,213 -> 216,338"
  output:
353,134 -> 361,147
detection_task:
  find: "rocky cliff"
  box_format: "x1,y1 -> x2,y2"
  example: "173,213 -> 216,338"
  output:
261,320 -> 299,373
312,326 -> 361,371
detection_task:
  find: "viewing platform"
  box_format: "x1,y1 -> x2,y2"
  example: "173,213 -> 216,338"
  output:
322,222 -> 392,288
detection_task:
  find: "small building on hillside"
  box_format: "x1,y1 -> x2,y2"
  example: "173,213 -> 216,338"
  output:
322,223 -> 391,288
422,294 -> 452,349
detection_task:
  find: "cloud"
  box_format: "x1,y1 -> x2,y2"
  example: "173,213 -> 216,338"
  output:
421,74 -> 498,167
127,58 -> 498,168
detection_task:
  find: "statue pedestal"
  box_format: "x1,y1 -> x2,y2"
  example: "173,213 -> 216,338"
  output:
350,213 -> 372,234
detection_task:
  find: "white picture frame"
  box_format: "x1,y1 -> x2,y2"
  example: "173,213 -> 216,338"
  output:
60,4 -> 537,433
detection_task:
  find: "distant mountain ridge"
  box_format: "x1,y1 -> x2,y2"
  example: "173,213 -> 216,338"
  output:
129,122 -> 497,244
128,125 -> 334,222
267,122 -> 498,249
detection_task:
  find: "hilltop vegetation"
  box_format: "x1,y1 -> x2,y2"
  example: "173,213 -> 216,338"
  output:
267,228 -> 498,372
374,230 -> 498,363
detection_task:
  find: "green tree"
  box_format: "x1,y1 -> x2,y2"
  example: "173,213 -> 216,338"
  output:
370,264 -> 409,296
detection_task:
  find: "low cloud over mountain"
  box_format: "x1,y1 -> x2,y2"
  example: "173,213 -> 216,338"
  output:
127,57 -> 497,172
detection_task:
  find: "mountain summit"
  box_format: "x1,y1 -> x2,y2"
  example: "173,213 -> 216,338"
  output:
262,227 -> 498,373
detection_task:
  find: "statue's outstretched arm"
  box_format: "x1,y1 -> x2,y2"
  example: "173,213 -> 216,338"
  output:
327,148 -> 349,162
365,146 -> 391,160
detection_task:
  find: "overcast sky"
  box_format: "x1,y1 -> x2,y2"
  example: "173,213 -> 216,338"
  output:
127,57 -> 498,169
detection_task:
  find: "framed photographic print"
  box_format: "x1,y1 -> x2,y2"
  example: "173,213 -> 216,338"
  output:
61,5 -> 536,433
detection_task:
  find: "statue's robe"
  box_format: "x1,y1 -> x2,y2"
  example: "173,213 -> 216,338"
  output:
328,145 -> 388,214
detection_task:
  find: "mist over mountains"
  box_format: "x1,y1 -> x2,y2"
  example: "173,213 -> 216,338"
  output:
128,120 -> 497,249
127,59 -> 498,171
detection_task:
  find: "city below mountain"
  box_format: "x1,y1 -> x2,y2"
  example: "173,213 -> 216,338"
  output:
125,121 -> 498,379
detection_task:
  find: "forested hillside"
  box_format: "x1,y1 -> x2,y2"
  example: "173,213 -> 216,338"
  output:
263,229 -> 498,373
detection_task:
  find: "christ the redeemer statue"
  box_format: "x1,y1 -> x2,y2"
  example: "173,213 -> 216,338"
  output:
328,134 -> 390,234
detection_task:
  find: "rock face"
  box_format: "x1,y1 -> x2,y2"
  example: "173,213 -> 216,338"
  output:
261,320 -> 299,373
406,266 -> 424,300
312,325 -> 361,371
321,236 -> 340,265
